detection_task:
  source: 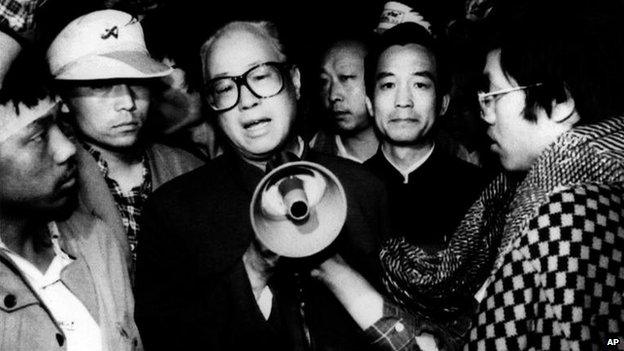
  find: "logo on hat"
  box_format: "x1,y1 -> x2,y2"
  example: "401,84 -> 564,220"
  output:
101,26 -> 119,39
47,9 -> 172,80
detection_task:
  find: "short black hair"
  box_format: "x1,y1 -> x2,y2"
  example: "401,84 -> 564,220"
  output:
0,49 -> 53,114
488,0 -> 624,124
364,22 -> 449,98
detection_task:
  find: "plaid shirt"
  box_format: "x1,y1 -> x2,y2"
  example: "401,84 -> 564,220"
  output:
364,301 -> 462,351
85,144 -> 152,280
0,0 -> 45,34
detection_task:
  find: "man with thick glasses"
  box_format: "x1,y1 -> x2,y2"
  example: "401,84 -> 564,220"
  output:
312,2 -> 624,350
135,20 -> 389,351
204,62 -> 288,112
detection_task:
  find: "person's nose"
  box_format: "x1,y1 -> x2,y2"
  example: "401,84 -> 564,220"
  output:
239,83 -> 260,110
329,79 -> 344,104
49,124 -> 76,165
113,83 -> 137,111
394,83 -> 414,108
479,101 -> 496,124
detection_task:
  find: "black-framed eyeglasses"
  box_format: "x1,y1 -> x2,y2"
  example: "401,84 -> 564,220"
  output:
204,62 -> 289,112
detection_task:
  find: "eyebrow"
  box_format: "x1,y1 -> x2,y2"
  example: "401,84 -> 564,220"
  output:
375,70 -> 436,81
210,60 -> 266,80
22,105 -> 59,135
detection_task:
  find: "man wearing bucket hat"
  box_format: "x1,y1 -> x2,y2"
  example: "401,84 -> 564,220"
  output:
46,9 -> 203,279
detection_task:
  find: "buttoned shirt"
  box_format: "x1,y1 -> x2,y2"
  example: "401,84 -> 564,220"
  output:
85,144 -> 152,279
0,222 -> 103,351
364,301 -> 443,351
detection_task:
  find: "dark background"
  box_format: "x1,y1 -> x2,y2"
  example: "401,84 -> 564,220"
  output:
37,0 -> 467,90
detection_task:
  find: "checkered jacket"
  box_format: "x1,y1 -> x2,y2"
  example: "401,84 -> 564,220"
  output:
375,116 -> 624,350
466,116 -> 624,350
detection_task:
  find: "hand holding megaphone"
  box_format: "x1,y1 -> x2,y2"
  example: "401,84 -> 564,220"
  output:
310,254 -> 385,330
245,161 -> 347,300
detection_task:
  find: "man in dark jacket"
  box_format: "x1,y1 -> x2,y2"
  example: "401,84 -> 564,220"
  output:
363,22 -> 485,252
135,20 -> 389,351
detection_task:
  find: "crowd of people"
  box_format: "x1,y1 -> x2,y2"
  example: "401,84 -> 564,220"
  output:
0,0 -> 623,350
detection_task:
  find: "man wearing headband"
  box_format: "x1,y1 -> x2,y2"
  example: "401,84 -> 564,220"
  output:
0,51 -> 140,351
135,20 -> 388,351
312,37 -> 379,163
46,9 -> 203,279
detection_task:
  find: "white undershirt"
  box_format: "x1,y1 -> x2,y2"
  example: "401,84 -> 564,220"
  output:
0,223 -> 102,351
382,144 -> 435,184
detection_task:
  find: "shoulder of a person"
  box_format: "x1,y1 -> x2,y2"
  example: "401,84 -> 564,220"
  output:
59,209 -> 124,253
146,154 -> 227,204
309,151 -> 383,184
523,182 -> 623,246
147,142 -> 204,166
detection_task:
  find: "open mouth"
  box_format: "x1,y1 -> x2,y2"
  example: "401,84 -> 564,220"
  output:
243,118 -> 271,130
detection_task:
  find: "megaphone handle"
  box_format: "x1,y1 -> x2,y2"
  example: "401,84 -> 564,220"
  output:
294,271 -> 314,351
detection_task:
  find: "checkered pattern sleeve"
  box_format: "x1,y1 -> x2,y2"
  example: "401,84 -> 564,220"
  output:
466,183 -> 624,350
364,300 -> 460,351
0,0 -> 40,34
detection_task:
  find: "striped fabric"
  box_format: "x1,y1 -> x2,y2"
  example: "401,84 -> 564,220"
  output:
379,116 -> 624,349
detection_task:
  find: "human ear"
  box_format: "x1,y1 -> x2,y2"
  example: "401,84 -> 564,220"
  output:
365,96 -> 373,117
290,65 -> 302,100
550,96 -> 578,125
439,94 -> 450,116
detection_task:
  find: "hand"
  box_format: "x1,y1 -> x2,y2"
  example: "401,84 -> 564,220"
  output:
242,239 -> 280,300
311,255 -> 384,329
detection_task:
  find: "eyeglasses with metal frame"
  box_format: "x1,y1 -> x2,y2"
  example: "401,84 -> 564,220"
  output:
477,83 -> 542,114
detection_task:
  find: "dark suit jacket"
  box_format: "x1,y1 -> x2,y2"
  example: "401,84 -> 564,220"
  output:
365,146 -> 486,253
135,150 -> 388,351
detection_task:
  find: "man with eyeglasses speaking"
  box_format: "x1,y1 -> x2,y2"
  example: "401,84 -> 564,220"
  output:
134,21 -> 389,351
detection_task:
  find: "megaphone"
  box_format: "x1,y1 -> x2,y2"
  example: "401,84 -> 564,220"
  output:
250,161 -> 347,258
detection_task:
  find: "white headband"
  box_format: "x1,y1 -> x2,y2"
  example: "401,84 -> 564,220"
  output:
0,99 -> 58,143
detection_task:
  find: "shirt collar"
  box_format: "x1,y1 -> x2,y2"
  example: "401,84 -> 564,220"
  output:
83,142 -> 150,188
294,136 -> 306,159
381,143 -> 435,184
334,135 -> 365,163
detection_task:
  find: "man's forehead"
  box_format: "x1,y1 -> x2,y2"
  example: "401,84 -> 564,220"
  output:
326,49 -> 365,68
207,30 -> 282,78
0,98 -> 58,142
378,44 -> 436,73
326,42 -> 366,61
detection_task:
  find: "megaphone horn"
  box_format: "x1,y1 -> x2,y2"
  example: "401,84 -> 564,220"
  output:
250,161 -> 347,258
